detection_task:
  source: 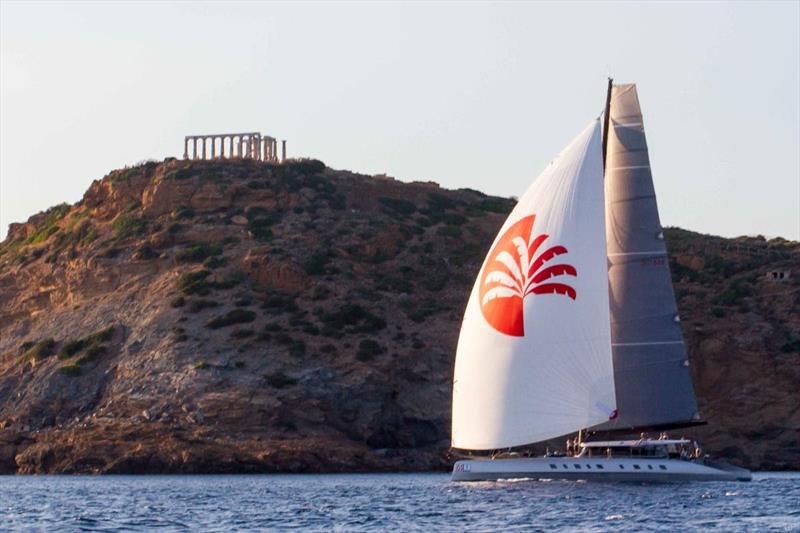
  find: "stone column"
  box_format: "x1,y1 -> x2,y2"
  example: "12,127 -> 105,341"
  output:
201,138 -> 207,159
282,140 -> 287,162
193,138 -> 198,160
273,139 -> 277,162
211,137 -> 216,159
238,136 -> 244,159
183,138 -> 188,159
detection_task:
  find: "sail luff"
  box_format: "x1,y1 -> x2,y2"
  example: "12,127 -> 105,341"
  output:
594,83 -> 700,433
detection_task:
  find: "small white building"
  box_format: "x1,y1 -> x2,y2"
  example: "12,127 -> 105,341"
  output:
766,271 -> 791,282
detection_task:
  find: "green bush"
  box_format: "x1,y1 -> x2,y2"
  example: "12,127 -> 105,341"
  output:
329,193 -> 346,210
23,339 -> 56,360
261,292 -> 298,313
320,303 -> 386,333
304,251 -> 334,275
101,247 -> 123,259
780,339 -> 800,354
86,325 -> 115,345
58,364 -> 82,377
206,308 -> 257,329
356,338 -> 384,361
378,197 -> 417,216
476,198 -> 514,214
25,204 -> 71,244
289,340 -> 306,357
312,286 -> 331,300
58,339 -> 87,359
203,256 -> 228,269
177,270 -> 212,295
717,279 -> 753,306
214,271 -> 245,290
134,244 -> 159,260
165,168 -> 195,181
171,206 -> 195,220
427,193 -> 458,213
112,216 -> 146,239
76,344 -> 106,365
19,341 -> 35,354
246,208 -> 282,241
443,213 -> 467,226
266,371 -> 298,388
195,361 -> 209,370
176,242 -> 222,263
172,327 -> 188,342
231,328 -> 255,339
436,225 -> 462,238
406,298 -> 442,323
187,299 -> 219,313
284,158 -> 326,175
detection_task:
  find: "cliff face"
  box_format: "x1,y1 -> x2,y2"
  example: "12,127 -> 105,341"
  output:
0,158 -> 797,473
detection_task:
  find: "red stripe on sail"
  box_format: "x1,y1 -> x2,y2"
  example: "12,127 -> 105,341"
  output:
529,264 -> 577,285
527,245 -> 569,279
527,283 -> 577,300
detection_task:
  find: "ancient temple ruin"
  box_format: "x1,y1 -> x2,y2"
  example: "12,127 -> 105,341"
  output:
183,132 -> 286,162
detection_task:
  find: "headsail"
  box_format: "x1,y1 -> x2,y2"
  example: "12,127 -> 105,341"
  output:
452,121 -> 616,450
596,84 -> 700,432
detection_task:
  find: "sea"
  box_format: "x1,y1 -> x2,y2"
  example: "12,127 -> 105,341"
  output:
0,472 -> 798,532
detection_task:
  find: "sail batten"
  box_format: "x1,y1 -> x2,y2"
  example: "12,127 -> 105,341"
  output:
595,83 -> 700,432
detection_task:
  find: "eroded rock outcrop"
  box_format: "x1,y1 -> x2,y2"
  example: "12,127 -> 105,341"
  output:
0,158 -> 797,473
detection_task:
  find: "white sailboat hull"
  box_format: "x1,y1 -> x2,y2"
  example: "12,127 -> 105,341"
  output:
452,456 -> 752,482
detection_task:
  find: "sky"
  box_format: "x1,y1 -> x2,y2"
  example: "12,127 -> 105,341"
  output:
1,1 -> 798,240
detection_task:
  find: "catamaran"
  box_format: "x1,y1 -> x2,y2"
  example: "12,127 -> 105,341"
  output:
450,81 -> 751,482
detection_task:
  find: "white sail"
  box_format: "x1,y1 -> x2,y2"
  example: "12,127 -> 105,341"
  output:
451,120 -> 616,450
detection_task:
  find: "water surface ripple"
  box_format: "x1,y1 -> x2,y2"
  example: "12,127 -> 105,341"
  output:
1,472 -> 798,531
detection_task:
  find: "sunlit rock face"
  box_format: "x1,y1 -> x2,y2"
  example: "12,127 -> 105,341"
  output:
0,158 -> 797,473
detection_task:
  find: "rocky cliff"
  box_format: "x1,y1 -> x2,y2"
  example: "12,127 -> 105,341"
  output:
0,158 -> 797,473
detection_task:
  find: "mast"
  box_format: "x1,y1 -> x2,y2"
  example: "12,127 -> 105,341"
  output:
601,77 -> 613,171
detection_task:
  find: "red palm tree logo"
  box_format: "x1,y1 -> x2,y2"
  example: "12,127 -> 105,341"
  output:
479,215 -> 577,336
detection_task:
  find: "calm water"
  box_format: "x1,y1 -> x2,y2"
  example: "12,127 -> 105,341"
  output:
0,472 -> 798,532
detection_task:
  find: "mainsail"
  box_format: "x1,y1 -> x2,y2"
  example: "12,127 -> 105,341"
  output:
596,83 -> 700,432
451,121 -> 616,450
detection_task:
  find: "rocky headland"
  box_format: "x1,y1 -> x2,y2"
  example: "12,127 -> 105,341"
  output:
1,158 -> 797,473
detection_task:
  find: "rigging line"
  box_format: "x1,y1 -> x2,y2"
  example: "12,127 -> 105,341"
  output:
609,194 -> 657,204
608,250 -> 667,256
612,341 -> 684,347
612,358 -> 692,370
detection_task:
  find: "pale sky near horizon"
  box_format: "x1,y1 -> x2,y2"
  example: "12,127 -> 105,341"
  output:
1,1 -> 798,240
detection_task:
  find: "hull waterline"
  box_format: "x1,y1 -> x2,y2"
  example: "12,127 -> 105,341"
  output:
452,457 -> 752,483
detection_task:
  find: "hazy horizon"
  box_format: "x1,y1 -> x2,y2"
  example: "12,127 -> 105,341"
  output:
2,1 -> 798,240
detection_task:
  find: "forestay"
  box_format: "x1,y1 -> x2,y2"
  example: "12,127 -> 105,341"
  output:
452,121 -> 616,450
